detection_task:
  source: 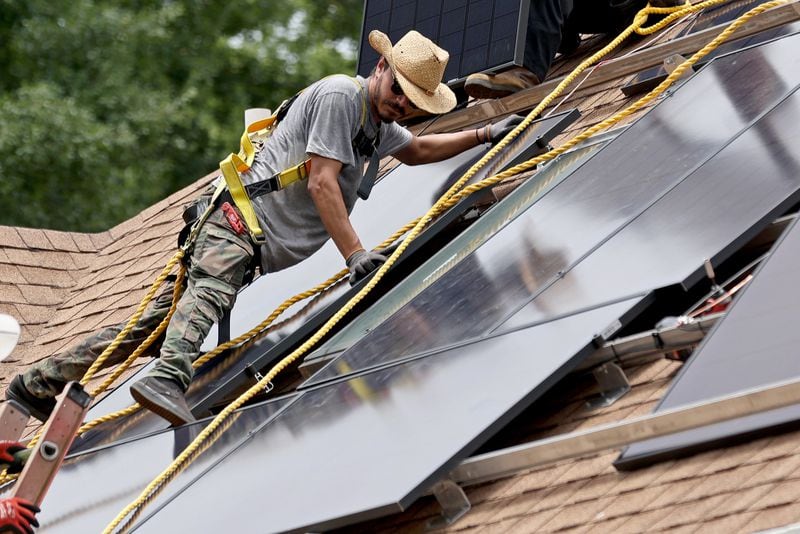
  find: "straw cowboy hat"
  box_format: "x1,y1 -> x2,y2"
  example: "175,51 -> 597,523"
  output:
369,30 -> 457,114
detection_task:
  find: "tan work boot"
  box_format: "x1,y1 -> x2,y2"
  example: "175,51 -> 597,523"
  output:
130,376 -> 196,426
464,67 -> 541,99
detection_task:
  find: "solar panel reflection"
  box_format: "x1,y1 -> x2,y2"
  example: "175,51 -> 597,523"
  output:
132,299 -> 639,533
29,396 -> 293,533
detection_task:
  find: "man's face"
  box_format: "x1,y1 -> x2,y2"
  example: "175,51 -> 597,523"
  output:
373,63 -> 418,123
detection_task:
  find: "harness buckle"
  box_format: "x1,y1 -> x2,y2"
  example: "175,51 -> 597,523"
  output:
246,175 -> 281,198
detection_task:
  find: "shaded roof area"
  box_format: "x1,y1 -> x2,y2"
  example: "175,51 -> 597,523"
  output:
3,1 -> 800,531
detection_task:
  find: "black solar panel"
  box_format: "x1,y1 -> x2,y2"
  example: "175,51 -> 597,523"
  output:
616,215 -> 800,470
24,395 -> 293,532
304,34 -> 800,387
357,0 -> 529,83
501,81 -> 800,330
130,298 -> 639,533
301,139 -> 608,373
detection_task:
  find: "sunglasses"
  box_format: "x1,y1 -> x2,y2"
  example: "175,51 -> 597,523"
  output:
388,72 -> 419,110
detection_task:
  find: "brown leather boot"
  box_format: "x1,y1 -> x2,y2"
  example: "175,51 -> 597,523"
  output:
464,67 -> 541,99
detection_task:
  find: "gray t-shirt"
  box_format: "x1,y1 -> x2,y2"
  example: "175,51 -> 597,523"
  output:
241,75 -> 412,273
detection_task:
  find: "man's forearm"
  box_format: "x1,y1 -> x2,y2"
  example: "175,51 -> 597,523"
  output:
395,129 -> 486,165
307,156 -> 363,260
310,181 -> 363,259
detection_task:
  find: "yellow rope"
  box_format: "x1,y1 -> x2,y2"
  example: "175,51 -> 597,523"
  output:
104,1 -> 792,530
15,252 -> 187,455
192,268 -> 348,368
80,251 -> 186,386
88,267 -> 186,398
0,262 -> 186,484
73,185 -> 217,401
76,403 -> 144,435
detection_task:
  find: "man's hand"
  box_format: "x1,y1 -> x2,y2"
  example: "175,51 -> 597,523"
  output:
0,498 -> 40,534
375,242 -> 400,258
0,442 -> 25,467
488,114 -> 525,145
346,249 -> 387,285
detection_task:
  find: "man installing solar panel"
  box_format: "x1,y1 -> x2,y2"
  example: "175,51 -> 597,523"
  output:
7,30 -> 523,427
464,0 -> 684,99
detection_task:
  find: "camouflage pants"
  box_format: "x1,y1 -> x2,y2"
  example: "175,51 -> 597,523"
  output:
23,205 -> 254,397
23,281 -> 177,398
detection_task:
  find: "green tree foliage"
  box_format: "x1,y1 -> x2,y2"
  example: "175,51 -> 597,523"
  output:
0,0 -> 362,231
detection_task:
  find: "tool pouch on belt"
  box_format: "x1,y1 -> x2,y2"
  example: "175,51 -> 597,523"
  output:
178,197 -> 261,285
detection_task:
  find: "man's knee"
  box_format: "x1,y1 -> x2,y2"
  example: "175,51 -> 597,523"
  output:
177,278 -> 236,345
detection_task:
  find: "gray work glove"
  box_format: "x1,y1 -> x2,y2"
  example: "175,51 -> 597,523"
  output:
488,114 -> 525,145
346,249 -> 387,286
375,242 -> 400,257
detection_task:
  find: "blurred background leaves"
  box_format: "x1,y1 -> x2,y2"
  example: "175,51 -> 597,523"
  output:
0,0 -> 362,231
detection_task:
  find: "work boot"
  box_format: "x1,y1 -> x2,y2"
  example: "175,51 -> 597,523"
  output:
464,68 -> 541,100
5,375 -> 56,423
130,376 -> 195,426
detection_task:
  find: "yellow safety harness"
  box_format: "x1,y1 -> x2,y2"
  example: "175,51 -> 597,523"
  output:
217,76 -> 369,243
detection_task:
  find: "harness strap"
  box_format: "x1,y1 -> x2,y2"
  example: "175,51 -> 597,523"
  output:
216,159 -> 311,207
219,158 -> 260,242
218,76 -> 370,243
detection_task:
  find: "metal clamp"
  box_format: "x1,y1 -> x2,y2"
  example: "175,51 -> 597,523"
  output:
253,370 -> 274,396
585,361 -> 631,409
426,479 -> 471,530
245,363 -> 274,396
